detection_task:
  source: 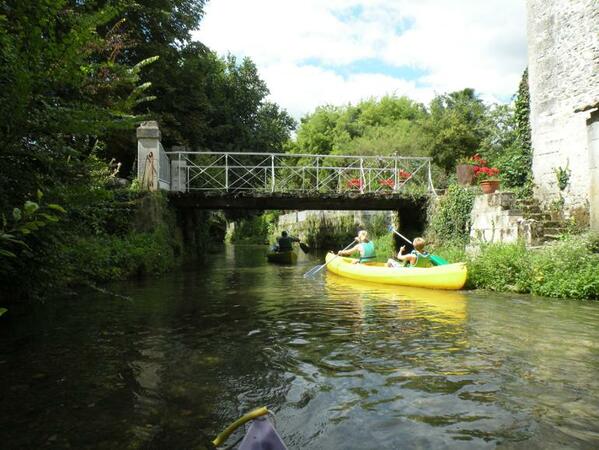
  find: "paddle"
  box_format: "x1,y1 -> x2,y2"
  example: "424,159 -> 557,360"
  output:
299,242 -> 310,254
388,227 -> 449,266
303,239 -> 356,278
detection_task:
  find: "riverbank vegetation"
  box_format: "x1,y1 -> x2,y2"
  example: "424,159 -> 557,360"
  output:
0,1 -> 293,302
430,235 -> 599,300
424,184 -> 599,300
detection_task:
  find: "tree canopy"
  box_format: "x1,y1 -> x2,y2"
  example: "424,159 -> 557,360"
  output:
291,96 -> 427,157
0,0 -> 296,299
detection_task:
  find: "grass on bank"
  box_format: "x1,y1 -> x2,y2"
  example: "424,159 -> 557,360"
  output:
432,233 -> 599,300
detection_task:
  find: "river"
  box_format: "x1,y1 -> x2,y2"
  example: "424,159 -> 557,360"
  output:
1,245 -> 599,449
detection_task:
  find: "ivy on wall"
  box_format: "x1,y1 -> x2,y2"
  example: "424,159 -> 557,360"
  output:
488,68 -> 533,196
515,68 -> 532,156
427,185 -> 475,244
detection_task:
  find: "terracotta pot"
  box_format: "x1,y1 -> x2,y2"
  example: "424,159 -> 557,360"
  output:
456,164 -> 476,185
480,180 -> 500,194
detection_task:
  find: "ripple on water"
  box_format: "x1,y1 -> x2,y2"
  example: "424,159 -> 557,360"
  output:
1,246 -> 599,449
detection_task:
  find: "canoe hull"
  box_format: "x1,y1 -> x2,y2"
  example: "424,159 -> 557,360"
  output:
266,250 -> 297,264
325,253 -> 467,290
238,417 -> 288,450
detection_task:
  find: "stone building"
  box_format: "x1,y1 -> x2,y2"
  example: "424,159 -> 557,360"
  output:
527,0 -> 599,229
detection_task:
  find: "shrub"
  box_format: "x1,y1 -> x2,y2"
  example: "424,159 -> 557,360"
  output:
429,243 -> 467,264
227,212 -> 280,244
427,184 -> 475,245
467,243 -> 532,292
529,235 -> 599,299
375,233 -> 395,261
435,233 -> 599,300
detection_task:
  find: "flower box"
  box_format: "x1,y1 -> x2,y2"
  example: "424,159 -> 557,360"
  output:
398,169 -> 411,180
379,178 -> 395,189
347,178 -> 363,189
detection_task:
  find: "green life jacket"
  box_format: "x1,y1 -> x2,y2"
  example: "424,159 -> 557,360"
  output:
409,250 -> 433,268
359,241 -> 376,263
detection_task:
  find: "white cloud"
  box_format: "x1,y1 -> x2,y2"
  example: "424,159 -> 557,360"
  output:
260,63 -> 434,119
193,0 -> 527,119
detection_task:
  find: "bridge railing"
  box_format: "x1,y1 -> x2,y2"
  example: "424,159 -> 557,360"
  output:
165,151 -> 435,195
157,142 -> 171,189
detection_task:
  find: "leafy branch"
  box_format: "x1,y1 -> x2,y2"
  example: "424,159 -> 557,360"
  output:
1,191 -> 66,258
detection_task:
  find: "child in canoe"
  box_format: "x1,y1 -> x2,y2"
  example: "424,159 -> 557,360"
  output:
386,237 -> 432,268
337,230 -> 376,263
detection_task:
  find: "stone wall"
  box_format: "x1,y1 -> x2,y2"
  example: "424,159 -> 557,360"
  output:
278,210 -> 393,229
588,110 -> 599,230
527,0 -> 599,216
469,193 -> 530,245
276,210 -> 396,249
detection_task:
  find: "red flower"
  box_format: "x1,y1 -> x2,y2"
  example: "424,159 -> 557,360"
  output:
472,154 -> 487,166
474,165 -> 500,181
398,169 -> 411,180
379,178 -> 395,187
347,178 -> 363,188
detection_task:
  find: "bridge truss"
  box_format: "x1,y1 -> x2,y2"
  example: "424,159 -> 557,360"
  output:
166,151 -> 435,195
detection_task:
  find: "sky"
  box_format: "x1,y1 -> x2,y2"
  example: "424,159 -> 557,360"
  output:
193,0 -> 528,120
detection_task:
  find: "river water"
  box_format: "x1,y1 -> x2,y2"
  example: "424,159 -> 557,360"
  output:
1,245 -> 599,449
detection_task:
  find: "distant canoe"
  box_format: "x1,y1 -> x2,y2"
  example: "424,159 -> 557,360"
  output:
266,250 -> 297,264
325,252 -> 467,290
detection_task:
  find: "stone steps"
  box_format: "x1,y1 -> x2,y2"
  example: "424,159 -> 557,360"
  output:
470,193 -> 570,247
525,212 -> 552,221
514,197 -> 568,244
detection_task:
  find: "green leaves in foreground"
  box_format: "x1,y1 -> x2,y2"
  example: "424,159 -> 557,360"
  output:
1,196 -> 65,258
0,308 -> 6,317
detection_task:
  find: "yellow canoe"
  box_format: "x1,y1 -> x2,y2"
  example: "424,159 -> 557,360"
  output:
325,252 -> 468,290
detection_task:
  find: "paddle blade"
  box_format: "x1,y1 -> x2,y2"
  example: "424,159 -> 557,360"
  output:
429,254 -> 449,266
299,242 -> 310,254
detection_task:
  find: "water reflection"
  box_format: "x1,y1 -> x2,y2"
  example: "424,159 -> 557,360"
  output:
325,273 -> 468,325
0,245 -> 598,449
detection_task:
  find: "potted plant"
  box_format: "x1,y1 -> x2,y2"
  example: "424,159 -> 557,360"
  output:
474,165 -> 500,193
456,154 -> 486,185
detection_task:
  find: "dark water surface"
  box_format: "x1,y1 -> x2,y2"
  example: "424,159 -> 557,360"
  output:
1,245 -> 599,449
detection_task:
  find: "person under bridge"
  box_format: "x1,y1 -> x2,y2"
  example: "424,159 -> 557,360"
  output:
274,230 -> 300,252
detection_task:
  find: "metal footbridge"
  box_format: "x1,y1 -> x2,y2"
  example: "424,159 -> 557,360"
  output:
136,121 -> 434,210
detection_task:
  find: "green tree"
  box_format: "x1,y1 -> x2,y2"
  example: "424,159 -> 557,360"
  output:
295,106 -> 343,154
293,96 -> 425,156
0,0 -> 153,211
99,1 -> 295,166
0,0 -> 154,300
419,88 -> 488,173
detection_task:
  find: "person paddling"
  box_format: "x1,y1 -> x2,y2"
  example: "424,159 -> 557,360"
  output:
337,230 -> 376,264
386,237 -> 432,268
275,230 -> 300,252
